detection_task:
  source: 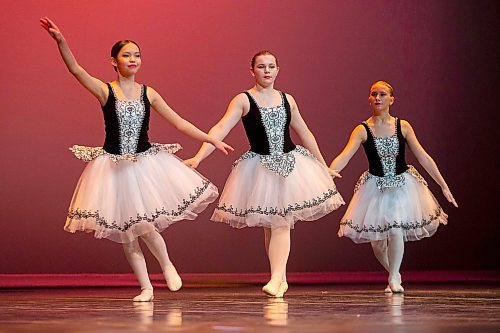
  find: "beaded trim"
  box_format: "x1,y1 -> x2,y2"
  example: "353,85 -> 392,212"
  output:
354,165 -> 427,193
215,187 -> 339,218
231,145 -> 316,177
339,207 -> 444,234
232,151 -> 257,168
110,84 -> 147,155
67,180 -> 212,232
406,165 -> 428,186
70,143 -> 182,163
247,92 -> 287,154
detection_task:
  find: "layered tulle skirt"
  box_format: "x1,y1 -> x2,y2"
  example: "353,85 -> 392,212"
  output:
211,146 -> 345,229
338,165 -> 447,243
64,143 -> 218,243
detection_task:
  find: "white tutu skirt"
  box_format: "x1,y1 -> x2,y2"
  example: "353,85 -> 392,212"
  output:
64,143 -> 218,243
211,147 -> 345,229
338,166 -> 447,243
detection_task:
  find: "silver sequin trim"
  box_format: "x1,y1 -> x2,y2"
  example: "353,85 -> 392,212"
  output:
258,98 -> 287,154
363,120 -> 405,191
70,143 -> 182,163
340,206 -> 445,234
216,187 -> 340,218
111,85 -> 146,154
231,145 -> 316,178
354,165 -> 428,193
67,179 -> 212,231
242,93 -> 315,177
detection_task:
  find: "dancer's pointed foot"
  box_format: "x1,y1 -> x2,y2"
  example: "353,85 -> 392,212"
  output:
262,280 -> 281,297
164,264 -> 182,291
133,289 -> 154,302
385,273 -> 402,293
275,282 -> 288,298
389,281 -> 404,293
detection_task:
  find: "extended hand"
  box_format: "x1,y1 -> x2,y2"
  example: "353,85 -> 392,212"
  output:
329,168 -> 342,179
214,140 -> 234,155
443,188 -> 458,208
183,158 -> 200,169
40,17 -> 64,42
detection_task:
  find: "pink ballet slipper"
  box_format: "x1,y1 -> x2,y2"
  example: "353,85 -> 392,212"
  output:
133,289 -> 154,302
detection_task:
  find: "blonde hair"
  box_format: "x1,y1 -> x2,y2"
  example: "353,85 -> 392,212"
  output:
371,81 -> 394,96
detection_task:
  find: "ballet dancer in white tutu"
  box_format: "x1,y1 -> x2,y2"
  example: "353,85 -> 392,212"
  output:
330,81 -> 458,293
40,17 -> 233,301
184,51 -> 344,298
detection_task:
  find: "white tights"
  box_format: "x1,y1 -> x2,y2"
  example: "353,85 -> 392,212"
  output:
371,232 -> 404,292
263,227 -> 290,291
122,231 -> 182,299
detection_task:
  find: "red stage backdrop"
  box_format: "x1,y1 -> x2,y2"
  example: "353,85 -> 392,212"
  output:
0,0 -> 497,274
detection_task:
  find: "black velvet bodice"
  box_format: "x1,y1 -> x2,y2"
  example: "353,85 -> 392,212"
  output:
361,118 -> 408,177
241,91 -> 296,155
102,83 -> 152,155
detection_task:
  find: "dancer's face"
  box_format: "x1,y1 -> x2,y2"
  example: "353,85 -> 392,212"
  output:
112,43 -> 141,76
369,84 -> 394,111
251,55 -> 279,87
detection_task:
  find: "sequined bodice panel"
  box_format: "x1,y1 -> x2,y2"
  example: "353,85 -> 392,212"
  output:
236,92 -> 309,177
373,135 -> 399,177
363,119 -> 407,191
248,93 -> 287,153
111,86 -> 146,155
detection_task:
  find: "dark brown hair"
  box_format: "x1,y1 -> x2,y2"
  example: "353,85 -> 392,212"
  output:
111,40 -> 140,71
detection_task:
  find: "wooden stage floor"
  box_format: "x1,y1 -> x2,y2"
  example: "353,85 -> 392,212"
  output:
0,283 -> 499,333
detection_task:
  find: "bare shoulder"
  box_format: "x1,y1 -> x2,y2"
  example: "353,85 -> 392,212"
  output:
400,119 -> 412,127
145,85 -> 161,103
230,92 -> 251,108
231,92 -> 250,116
353,123 -> 366,133
353,124 -> 368,141
233,92 -> 249,102
399,119 -> 415,136
284,92 -> 297,105
145,85 -> 158,95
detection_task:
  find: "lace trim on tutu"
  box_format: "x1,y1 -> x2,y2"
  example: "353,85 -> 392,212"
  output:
215,187 -> 339,218
69,142 -> 182,163
339,206 -> 445,234
354,165 -> 428,192
231,145 -> 314,177
67,180 -> 211,232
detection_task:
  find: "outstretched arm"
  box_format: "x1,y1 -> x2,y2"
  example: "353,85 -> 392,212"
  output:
148,87 -> 234,155
288,94 -> 340,178
40,17 -> 107,105
329,125 -> 365,174
403,120 -> 458,207
184,93 -> 246,168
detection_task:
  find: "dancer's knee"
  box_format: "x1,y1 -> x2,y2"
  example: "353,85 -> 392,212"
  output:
140,231 -> 159,242
371,240 -> 387,254
122,239 -> 141,254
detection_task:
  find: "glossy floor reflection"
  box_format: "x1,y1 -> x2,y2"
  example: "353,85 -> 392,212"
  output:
0,284 -> 499,332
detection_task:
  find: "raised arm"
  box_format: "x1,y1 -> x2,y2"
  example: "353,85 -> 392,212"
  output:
288,94 -> 341,177
40,17 -> 107,105
402,120 -> 458,207
184,93 -> 247,168
329,125 -> 366,174
147,87 -> 234,155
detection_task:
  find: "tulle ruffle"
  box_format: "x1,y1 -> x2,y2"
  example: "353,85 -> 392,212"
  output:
211,147 -> 344,229
64,148 -> 218,243
338,166 -> 447,243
